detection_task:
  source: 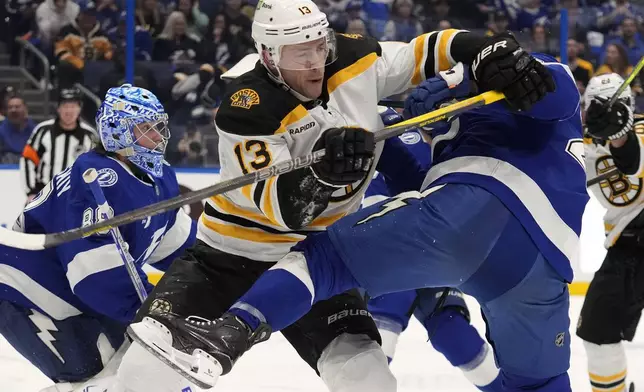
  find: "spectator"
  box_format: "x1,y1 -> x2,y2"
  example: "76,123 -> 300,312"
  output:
362,0 -> 391,38
35,0 -> 80,45
555,0 -> 596,40
382,0 -> 422,42
604,17 -> 644,66
136,0 -> 165,37
152,11 -> 201,65
596,42 -> 643,94
176,0 -> 209,38
221,0 -> 254,56
198,14 -> 236,67
93,0 -> 121,32
328,0 -> 368,34
4,0 -> 40,65
54,2 -> 113,89
515,0 -> 549,31
597,0 -> 643,34
557,39 -> 594,93
418,0 -> 463,33
98,48 -> 158,100
106,11 -> 154,60
525,23 -> 557,56
346,18 -> 369,35
486,10 -> 510,35
0,96 -> 36,164
176,122 -> 207,166
20,88 -> 95,201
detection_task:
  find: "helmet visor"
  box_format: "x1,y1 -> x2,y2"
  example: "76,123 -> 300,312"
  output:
277,29 -> 337,71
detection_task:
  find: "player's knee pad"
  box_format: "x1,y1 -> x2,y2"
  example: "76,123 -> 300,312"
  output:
116,338 -> 209,392
318,333 -> 397,392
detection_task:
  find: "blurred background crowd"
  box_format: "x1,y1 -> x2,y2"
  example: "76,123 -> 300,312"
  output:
0,0 -> 643,169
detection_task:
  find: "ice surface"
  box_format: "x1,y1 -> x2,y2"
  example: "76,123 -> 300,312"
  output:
2,296 -> 642,392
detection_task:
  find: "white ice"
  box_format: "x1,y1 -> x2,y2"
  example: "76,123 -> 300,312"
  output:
1,296 -> 643,392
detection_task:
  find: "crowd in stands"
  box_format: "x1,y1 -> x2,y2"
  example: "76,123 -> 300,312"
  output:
0,0 -> 643,167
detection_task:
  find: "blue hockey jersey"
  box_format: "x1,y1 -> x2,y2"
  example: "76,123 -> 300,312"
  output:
422,54 -> 587,282
0,150 -> 196,323
364,128 -> 431,206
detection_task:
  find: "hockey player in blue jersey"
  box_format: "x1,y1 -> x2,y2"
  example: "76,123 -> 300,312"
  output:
163,54 -> 585,391
0,84 -> 196,390
366,107 -> 503,391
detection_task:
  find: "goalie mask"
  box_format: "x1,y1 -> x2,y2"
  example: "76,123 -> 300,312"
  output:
96,84 -> 170,177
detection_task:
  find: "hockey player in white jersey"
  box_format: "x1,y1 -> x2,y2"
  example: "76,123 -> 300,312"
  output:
118,0 -> 554,390
0,84 -> 196,391
577,73 -> 642,392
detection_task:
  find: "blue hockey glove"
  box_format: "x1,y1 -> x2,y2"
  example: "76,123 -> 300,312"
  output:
378,106 -> 404,126
404,62 -> 472,123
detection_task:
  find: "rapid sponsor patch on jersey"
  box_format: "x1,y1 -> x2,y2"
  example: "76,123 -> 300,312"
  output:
230,89 -> 260,110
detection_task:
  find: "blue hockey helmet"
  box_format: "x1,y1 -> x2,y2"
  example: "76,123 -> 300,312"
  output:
96,84 -> 170,177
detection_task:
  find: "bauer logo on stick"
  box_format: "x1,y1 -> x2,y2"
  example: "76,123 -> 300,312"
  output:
230,89 -> 260,109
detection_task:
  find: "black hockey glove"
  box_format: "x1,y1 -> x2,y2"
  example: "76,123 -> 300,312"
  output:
471,32 -> 555,111
586,96 -> 634,141
311,127 -> 375,187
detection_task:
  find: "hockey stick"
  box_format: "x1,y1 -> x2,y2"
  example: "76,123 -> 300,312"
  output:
83,168 -> 148,303
0,91 -> 504,250
586,56 -> 644,187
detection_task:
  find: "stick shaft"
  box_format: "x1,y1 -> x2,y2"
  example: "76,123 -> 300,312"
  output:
83,168 -> 148,303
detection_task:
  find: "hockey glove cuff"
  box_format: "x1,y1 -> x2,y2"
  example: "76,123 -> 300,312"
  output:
471,32 -> 555,111
311,127 -> 375,187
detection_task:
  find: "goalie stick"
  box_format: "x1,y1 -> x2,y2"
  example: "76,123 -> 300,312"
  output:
0,91 -> 505,251
83,168 -> 148,303
586,56 -> 644,187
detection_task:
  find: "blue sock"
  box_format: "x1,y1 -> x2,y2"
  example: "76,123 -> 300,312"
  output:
229,232 -> 360,332
425,308 -> 503,391
229,267 -> 313,331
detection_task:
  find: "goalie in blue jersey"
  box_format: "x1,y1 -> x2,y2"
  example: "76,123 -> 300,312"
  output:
0,84 -> 196,391
162,53 -> 586,391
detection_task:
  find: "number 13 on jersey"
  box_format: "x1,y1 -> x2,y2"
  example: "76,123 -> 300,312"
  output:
234,140 -> 273,174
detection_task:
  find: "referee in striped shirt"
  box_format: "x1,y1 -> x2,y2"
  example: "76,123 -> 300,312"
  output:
20,88 -> 96,201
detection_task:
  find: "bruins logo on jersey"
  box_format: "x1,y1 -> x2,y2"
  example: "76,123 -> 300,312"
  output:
230,89 -> 260,109
596,155 -> 642,206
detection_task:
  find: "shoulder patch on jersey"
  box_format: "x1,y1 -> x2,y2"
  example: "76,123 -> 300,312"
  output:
399,132 -> 422,145
96,168 -> 119,187
216,66 -> 302,136
230,88 -> 260,110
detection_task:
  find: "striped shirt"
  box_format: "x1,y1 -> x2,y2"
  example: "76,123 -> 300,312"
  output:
20,118 -> 96,196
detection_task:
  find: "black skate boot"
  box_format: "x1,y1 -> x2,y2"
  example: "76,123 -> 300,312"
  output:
127,310 -> 271,389
629,382 -> 635,392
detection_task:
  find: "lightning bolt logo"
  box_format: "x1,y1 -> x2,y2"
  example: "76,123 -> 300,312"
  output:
355,185 -> 446,226
28,310 -> 64,364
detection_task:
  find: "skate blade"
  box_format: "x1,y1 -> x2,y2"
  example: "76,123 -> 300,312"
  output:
127,321 -> 222,389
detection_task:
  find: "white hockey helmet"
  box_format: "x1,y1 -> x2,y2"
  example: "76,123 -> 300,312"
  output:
583,73 -> 633,112
252,0 -> 337,78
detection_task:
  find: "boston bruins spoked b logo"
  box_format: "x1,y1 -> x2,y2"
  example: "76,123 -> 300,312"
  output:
596,156 -> 641,206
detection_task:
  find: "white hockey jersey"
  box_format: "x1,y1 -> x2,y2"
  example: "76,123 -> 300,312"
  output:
585,115 -> 644,248
201,30 -> 486,261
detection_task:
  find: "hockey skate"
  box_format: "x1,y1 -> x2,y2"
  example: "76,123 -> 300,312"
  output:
127,311 -> 271,389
